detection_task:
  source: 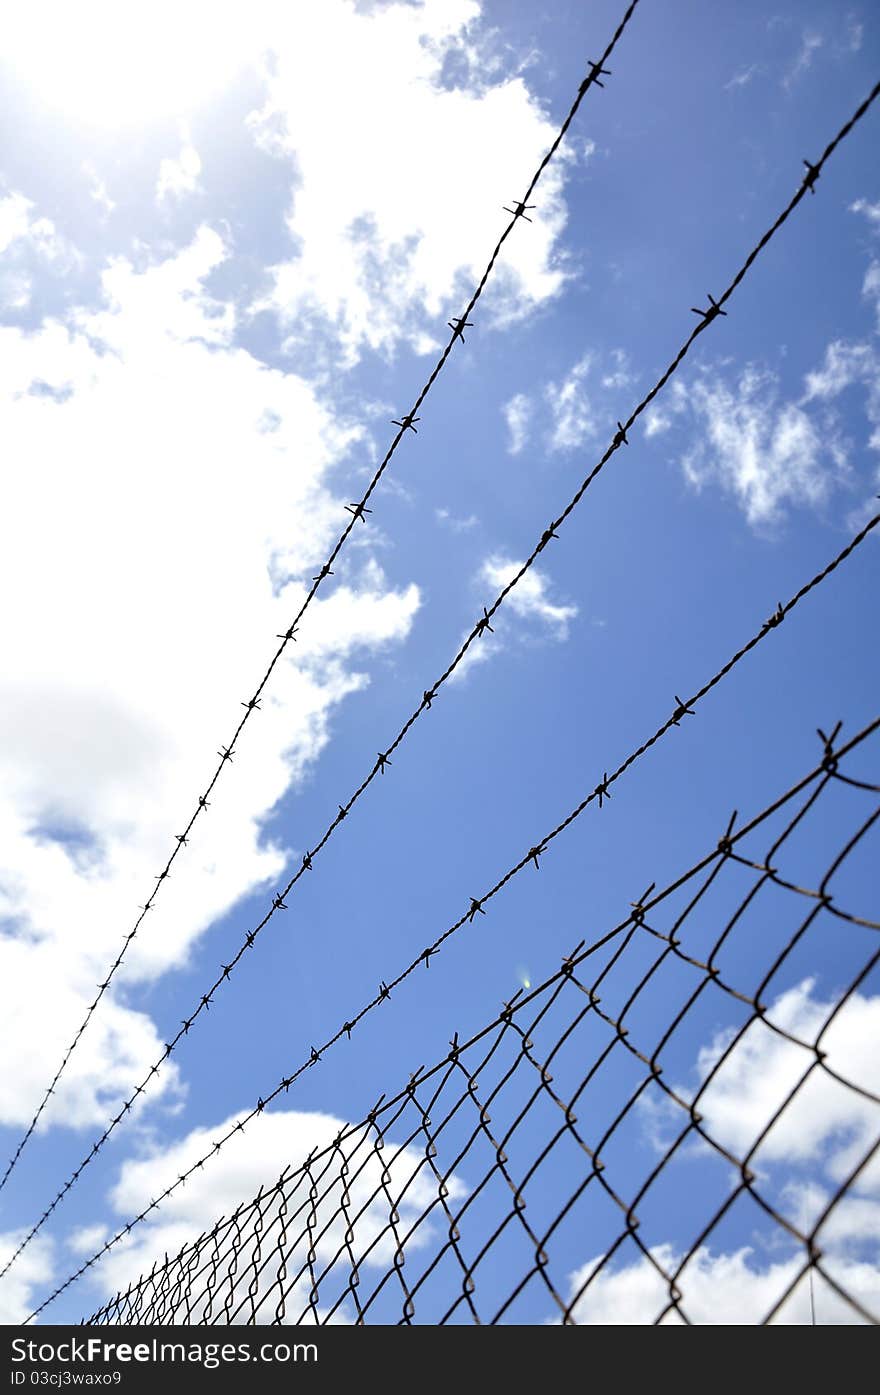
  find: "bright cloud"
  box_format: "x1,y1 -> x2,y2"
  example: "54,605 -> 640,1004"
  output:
0,191 -> 70,267
0,1232 -> 53,1324
449,555 -> 577,685
567,1240 -> 880,1325
544,353 -> 597,452
0,223 -> 420,1137
481,556 -> 577,639
77,1107 -> 465,1322
666,366 -> 848,527
782,31 -> 824,91
567,982 -> 880,1325
156,128 -> 203,204
850,198 -> 880,229
503,392 -> 533,455
251,0 -> 571,363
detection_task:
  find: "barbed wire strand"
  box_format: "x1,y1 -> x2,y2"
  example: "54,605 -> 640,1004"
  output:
0,0 -> 645,1203
3,54 -> 879,1277
43,714 -> 880,1323
4,61 -> 879,1280
16,517 -> 880,1317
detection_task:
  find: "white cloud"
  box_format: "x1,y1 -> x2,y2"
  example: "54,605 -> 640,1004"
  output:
725,63 -> 761,92
544,353 -> 597,453
862,262 -> 880,334
0,191 -> 70,264
850,198 -> 880,230
0,269 -> 31,311
481,556 -> 577,639
79,1107 -> 465,1322
672,365 -> 847,527
503,392 -> 533,455
156,127 -> 203,203
567,981 -> 880,1325
692,980 -> 880,1181
436,507 -> 479,532
566,1240 -> 880,1325
250,0 -> 571,363
449,554 -> 577,686
600,348 -> 634,392
83,163 -> 115,216
782,31 -> 824,90
0,226 -> 420,1136
0,1232 -> 53,1324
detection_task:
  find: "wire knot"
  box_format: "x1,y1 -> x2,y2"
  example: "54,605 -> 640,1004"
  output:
596,772 -> 612,808
468,897 -> 486,921
475,607 -> 494,637
690,292 -> 727,323
448,316 -> 473,342
392,413 -> 420,434
503,199 -> 535,222
802,158 -> 820,193
581,59 -> 611,92
672,694 -> 695,726
630,884 -> 656,927
344,502 -> 372,523
817,721 -> 842,774
717,810 -> 737,857
613,421 -> 629,448
764,601 -> 785,630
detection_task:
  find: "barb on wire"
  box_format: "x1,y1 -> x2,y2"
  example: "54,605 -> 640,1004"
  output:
43,716 -> 880,1324
0,0 -> 645,1202
3,59 -> 878,1273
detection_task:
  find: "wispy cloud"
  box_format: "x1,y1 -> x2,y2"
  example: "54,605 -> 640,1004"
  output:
503,392 -> 533,455
436,507 -> 479,533
676,365 -> 845,527
725,62 -> 762,92
544,353 -> 597,452
782,30 -> 824,90
851,198 -> 880,230
449,555 -> 577,685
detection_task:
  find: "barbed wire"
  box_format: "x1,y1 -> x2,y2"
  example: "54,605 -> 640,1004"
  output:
13,489 -> 878,1309
59,715 -> 880,1324
3,60 -> 879,1282
0,0 -> 645,1203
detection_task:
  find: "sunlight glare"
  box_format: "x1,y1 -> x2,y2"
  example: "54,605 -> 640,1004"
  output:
2,0 -> 263,126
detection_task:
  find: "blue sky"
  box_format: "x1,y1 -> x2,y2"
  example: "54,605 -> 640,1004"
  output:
0,0 -> 878,1324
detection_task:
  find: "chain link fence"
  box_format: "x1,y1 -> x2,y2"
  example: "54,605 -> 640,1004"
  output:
80,719 -> 880,1326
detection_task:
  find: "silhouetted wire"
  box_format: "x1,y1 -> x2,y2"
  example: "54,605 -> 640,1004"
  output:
0,0 -> 645,1203
2,61 -> 879,1278
35,716 -> 880,1323
16,514 -> 879,1314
